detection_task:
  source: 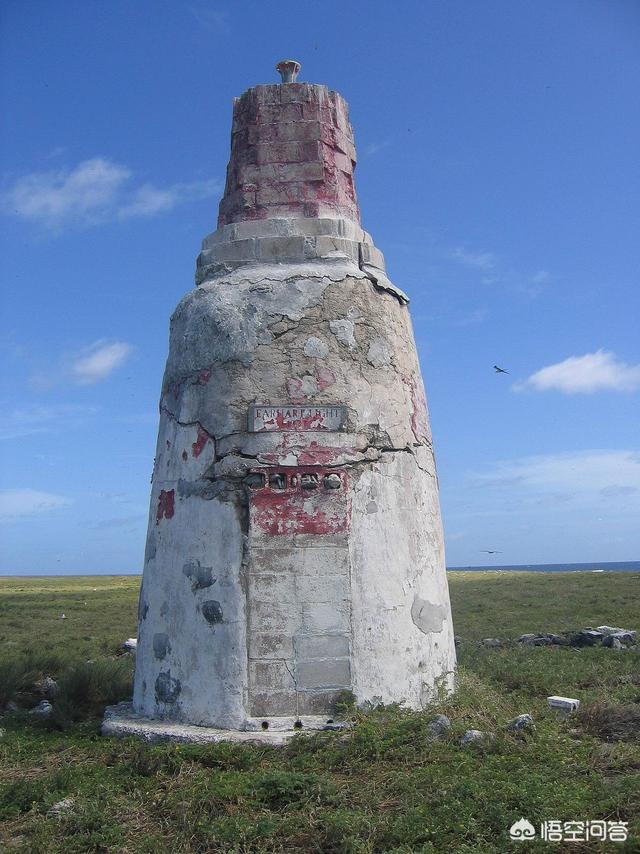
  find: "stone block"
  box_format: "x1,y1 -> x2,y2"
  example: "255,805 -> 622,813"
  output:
279,160 -> 326,182
248,571 -> 297,604
298,548 -> 350,576
294,634 -> 350,660
302,603 -> 350,634
315,236 -> 359,261
294,217 -> 342,238
207,239 -> 258,263
281,121 -> 323,143
296,658 -> 351,689
295,574 -> 349,604
256,103 -> 304,124
250,600 -> 299,633
249,660 -> 295,691
279,83 -> 312,103
255,183 -> 305,206
249,632 -> 295,659
296,689 -> 344,715
257,235 -> 306,262
254,84 -> 281,105
232,218 -> 292,240
250,690 -> 297,717
359,243 -> 385,270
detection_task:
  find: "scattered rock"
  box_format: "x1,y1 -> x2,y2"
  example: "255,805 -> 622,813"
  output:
460,729 -> 489,746
28,700 -> 53,718
595,626 -> 636,639
602,636 -> 623,650
518,633 -> 552,646
508,713 -> 535,732
454,635 -> 462,647
578,630 -> 604,645
481,638 -> 503,648
427,714 -> 451,738
123,638 -> 138,652
548,696 -> 580,713
0,728 -> 6,738
47,798 -> 75,818
60,614 -> 66,620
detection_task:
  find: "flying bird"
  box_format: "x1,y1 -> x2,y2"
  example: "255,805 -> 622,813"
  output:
480,550 -> 502,554
493,365 -> 509,374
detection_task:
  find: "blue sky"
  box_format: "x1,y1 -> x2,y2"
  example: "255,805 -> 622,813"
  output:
1,0 -> 639,574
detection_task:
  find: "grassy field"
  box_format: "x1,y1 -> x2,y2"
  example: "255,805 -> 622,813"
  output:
0,571 -> 639,853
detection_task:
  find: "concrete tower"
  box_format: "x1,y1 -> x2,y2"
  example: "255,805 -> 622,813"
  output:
129,61 -> 456,735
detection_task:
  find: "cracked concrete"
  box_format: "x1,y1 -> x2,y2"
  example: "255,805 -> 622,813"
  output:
131,74 -> 455,734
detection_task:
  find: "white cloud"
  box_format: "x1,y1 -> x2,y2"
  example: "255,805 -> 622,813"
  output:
475,450 -> 640,497
190,6 -> 230,33
517,350 -> 640,394
363,139 -> 392,157
1,158 -> 219,231
0,404 -> 98,440
454,308 -> 488,327
450,246 -> 497,270
0,488 -> 72,520
2,158 -> 130,228
71,340 -> 132,385
118,178 -> 219,219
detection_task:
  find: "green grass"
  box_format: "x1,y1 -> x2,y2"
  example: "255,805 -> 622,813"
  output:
1,571 -> 639,853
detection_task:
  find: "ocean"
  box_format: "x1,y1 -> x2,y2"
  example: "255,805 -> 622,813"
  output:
447,561 -> 640,573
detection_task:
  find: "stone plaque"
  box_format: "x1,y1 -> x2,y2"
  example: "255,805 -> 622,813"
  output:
248,404 -> 347,433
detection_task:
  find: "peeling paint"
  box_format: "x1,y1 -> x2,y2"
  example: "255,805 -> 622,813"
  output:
191,425 -> 210,458
202,600 -> 224,624
182,560 -> 216,591
153,633 -> 171,660
329,318 -> 356,348
156,489 -> 175,523
155,671 -> 181,703
410,596 -> 446,634
250,468 -> 349,536
303,336 -> 329,358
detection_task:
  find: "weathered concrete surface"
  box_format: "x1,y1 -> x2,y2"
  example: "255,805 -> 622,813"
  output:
218,83 -> 359,226
131,73 -> 456,732
104,702 -> 344,745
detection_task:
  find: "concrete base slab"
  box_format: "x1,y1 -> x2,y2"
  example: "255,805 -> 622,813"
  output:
102,703 -> 347,746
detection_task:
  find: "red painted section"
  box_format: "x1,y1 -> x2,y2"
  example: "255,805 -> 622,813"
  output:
198,369 -> 211,384
285,367 -> 336,403
218,83 -> 360,227
296,442 -> 355,466
191,425 -> 210,458
156,489 -> 175,523
315,366 -> 336,391
249,468 -> 350,536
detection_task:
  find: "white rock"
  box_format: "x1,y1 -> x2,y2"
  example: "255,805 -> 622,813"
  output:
427,714 -> 451,738
29,700 -> 53,718
123,638 -> 138,651
47,798 -> 75,818
508,713 -> 534,732
547,695 -> 580,712
460,729 -> 487,746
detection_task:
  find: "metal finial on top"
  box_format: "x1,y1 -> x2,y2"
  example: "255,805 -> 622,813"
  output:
276,59 -> 301,83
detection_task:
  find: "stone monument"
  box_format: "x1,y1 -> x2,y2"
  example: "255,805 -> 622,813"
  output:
105,61 -> 456,742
